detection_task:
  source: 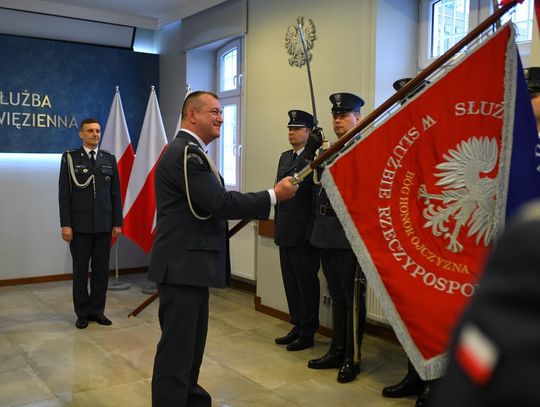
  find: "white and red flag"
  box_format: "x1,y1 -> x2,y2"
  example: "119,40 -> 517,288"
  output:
122,86 -> 168,253
101,86 -> 135,204
323,24 -> 540,379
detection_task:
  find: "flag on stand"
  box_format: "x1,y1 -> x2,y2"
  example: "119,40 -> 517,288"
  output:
323,24 -> 540,380
122,86 -> 168,253
100,87 -> 135,204
533,0 -> 540,31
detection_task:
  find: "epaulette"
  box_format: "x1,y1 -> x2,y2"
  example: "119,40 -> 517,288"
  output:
186,142 -> 207,166
65,149 -> 77,153
100,149 -> 113,155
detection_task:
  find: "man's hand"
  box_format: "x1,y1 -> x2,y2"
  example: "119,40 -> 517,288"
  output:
304,127 -> 324,160
274,176 -> 298,201
61,226 -> 73,243
112,227 -> 122,239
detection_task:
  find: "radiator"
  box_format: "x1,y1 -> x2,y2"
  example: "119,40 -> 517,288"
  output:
229,220 -> 257,280
366,284 -> 388,324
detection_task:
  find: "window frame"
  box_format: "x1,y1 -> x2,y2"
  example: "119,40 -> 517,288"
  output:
216,38 -> 243,191
418,0 -> 532,70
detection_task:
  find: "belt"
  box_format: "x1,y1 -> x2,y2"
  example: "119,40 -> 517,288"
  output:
319,204 -> 336,217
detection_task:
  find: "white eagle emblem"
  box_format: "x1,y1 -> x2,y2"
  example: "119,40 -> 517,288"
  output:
418,136 -> 499,253
285,17 -> 316,68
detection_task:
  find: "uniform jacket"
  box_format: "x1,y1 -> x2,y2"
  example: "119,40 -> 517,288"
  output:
58,147 -> 123,233
310,155 -> 351,249
148,131 -> 271,288
274,149 -> 315,247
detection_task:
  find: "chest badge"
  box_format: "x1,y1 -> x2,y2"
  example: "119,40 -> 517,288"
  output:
105,176 -> 111,182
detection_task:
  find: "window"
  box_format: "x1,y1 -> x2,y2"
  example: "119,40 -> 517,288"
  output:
216,38 -> 242,191
431,0 -> 470,59
419,0 -> 534,68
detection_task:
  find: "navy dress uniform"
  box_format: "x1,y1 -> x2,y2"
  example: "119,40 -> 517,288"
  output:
430,200 -> 540,406
524,66 -> 540,94
274,110 -> 321,351
149,130 -> 272,407
307,93 -> 367,384
58,146 -> 122,324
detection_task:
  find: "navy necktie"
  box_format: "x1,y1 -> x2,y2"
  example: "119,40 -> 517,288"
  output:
89,150 -> 96,165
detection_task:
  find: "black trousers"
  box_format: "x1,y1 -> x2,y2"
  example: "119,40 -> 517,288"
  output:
70,231 -> 111,317
279,244 -> 320,338
152,283 -> 211,407
320,248 -> 357,307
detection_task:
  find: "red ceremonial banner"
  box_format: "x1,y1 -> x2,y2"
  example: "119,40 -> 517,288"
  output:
324,25 -> 516,379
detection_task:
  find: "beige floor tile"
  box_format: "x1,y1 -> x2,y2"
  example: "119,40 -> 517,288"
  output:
207,314 -> 244,338
0,304 -> 63,328
17,334 -> 108,368
1,319 -> 76,345
0,366 -> 55,407
34,354 -> 145,395
216,391 -> 301,407
14,398 -> 64,407
204,331 -> 282,364
24,283 -> 73,304
59,378 -> 151,407
212,308 -> 283,332
0,339 -> 29,373
0,276 -> 416,407
224,349 -> 332,390
84,323 -> 160,354
199,362 -> 266,404
0,289 -> 46,310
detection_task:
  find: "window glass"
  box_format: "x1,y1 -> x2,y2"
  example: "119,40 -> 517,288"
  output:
220,48 -> 238,92
431,0 -> 470,58
220,104 -> 237,186
501,0 -> 533,43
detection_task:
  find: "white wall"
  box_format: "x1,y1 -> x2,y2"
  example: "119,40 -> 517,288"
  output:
0,154 -> 148,280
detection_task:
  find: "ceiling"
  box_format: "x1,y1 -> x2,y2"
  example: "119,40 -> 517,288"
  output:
0,0 -> 228,29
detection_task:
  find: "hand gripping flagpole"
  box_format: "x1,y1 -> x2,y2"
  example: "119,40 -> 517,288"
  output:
290,0 -> 521,186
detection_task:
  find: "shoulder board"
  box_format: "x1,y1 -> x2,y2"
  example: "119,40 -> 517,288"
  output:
100,149 -> 113,155
65,149 -> 77,153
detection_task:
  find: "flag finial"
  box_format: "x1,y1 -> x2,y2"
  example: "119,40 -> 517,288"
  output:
115,85 -> 119,93
151,85 -> 155,92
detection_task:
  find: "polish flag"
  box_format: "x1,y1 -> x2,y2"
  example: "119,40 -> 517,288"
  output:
100,86 -> 134,204
122,87 -> 168,253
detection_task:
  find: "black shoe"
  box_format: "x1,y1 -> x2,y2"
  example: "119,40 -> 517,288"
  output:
88,313 -> 112,325
383,376 -> 424,398
337,358 -> 360,383
275,329 -> 299,345
308,347 -> 344,369
416,381 -> 435,407
76,317 -> 88,329
286,337 -> 314,351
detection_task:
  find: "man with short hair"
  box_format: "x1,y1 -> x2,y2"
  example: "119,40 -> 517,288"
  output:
58,118 -> 123,329
149,91 -> 298,407
307,93 -> 367,384
274,109 -> 321,351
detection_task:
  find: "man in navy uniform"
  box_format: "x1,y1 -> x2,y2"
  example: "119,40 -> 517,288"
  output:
58,118 -> 123,329
274,109 -> 321,351
149,91 -> 298,407
307,93 -> 367,383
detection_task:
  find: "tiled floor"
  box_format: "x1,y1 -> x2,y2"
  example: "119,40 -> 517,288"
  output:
0,274 -> 417,406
